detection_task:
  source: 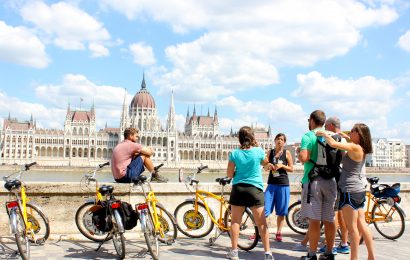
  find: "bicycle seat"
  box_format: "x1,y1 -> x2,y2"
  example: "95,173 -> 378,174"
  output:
367,177 -> 379,185
215,177 -> 231,186
133,175 -> 147,184
99,185 -> 114,195
4,179 -> 21,191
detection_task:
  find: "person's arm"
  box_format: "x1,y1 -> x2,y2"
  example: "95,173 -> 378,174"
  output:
316,131 -> 362,157
298,134 -> 311,163
139,146 -> 154,157
227,161 -> 235,178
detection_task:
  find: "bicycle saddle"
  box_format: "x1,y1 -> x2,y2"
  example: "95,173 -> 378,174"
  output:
99,185 -> 114,195
215,177 -> 231,186
4,179 -> 21,191
367,177 -> 379,185
133,175 -> 147,184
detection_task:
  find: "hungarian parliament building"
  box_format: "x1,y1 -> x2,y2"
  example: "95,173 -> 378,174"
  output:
0,76 -> 275,168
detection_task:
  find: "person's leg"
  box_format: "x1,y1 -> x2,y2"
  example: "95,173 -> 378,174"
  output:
140,155 -> 154,172
357,208 -> 375,260
321,178 -> 337,255
274,185 -> 289,240
230,205 -> 246,250
342,206 -> 359,260
251,205 -> 271,253
124,155 -> 145,182
323,220 -> 336,254
338,210 -> 349,245
308,219 -> 321,254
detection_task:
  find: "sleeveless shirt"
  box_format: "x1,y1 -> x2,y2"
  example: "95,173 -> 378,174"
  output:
267,149 -> 289,186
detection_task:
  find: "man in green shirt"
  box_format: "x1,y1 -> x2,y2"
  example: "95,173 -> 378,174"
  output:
299,110 -> 337,260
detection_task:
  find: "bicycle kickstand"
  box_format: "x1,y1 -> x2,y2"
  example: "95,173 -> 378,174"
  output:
209,227 -> 223,245
95,232 -> 111,252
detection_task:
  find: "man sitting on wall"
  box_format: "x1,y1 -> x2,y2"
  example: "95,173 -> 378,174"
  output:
112,127 -> 167,183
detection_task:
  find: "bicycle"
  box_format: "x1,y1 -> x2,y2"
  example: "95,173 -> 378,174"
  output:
94,184 -> 126,259
3,162 -> 50,260
174,165 -> 259,251
365,177 -> 406,240
133,163 -> 177,260
75,161 -> 112,242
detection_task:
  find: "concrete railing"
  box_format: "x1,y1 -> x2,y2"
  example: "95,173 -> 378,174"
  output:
1,182 -> 409,235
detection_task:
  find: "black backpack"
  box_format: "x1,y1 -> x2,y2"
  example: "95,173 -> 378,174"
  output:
92,204 -> 113,232
119,201 -> 138,230
308,134 -> 343,181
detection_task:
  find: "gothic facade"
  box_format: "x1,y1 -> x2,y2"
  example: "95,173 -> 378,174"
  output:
0,76 -> 274,168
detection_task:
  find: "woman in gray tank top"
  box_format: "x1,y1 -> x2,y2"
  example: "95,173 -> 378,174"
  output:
317,123 -> 375,260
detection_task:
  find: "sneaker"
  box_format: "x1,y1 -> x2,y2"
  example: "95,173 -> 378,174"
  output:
275,232 -> 282,242
318,253 -> 335,260
318,245 -> 337,255
226,249 -> 239,260
293,243 -> 308,252
248,233 -> 261,241
300,254 -> 317,260
264,253 -> 274,260
336,244 -> 350,254
151,174 -> 168,183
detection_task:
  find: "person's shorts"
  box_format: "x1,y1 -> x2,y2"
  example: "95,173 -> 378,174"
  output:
264,184 -> 290,216
338,191 -> 366,210
115,155 -> 145,183
229,183 -> 264,208
301,177 -> 337,222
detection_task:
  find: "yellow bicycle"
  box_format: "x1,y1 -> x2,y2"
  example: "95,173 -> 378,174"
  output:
3,162 -> 50,260
133,163 -> 177,260
174,165 -> 259,251
75,161 -> 112,242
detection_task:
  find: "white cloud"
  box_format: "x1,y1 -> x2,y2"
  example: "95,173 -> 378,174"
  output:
129,42 -> 156,66
20,1 -> 110,55
102,1 -> 398,102
89,43 -> 109,58
0,21 -> 50,68
292,70 -> 396,123
398,29 -> 410,52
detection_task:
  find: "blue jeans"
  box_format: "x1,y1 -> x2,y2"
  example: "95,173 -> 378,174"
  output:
115,155 -> 145,183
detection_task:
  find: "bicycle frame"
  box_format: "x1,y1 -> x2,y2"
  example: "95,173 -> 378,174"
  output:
139,182 -> 164,236
191,189 -> 230,232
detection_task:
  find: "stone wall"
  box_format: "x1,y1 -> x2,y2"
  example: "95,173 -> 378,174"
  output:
1,182 -> 409,235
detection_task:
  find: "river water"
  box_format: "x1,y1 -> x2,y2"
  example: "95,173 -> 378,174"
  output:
1,169 -> 410,184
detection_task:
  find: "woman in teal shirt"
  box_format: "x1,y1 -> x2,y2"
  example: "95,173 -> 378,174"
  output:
226,126 -> 273,260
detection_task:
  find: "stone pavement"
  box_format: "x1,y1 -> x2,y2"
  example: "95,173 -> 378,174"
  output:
1,223 -> 409,260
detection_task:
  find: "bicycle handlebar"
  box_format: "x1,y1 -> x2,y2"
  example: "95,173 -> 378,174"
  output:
3,162 -> 36,181
99,161 -> 110,169
25,162 -> 37,170
197,165 -> 208,173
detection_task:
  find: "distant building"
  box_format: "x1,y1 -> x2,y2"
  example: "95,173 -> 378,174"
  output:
406,145 -> 410,168
0,75 -> 274,168
366,138 -> 406,168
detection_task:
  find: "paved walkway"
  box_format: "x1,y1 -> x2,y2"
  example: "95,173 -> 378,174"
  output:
1,224 -> 409,259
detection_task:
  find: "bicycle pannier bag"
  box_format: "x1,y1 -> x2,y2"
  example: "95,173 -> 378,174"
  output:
92,205 -> 113,232
120,201 -> 139,230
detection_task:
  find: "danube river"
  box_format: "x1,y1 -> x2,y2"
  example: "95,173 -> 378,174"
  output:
1,168 -> 410,184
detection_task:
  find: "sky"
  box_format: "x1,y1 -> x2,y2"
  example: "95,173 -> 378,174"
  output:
1,0 -> 410,144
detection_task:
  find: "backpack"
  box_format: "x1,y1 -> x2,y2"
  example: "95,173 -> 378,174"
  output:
92,204 -> 113,232
119,201 -> 139,230
308,134 -> 342,181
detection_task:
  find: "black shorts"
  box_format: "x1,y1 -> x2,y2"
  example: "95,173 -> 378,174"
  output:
229,183 -> 264,208
338,191 -> 366,210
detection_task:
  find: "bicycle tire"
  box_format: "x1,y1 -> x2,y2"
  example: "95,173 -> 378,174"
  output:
112,228 -> 126,259
26,203 -> 50,244
174,201 -> 214,238
153,204 -> 178,244
286,201 -> 308,235
75,201 -> 113,242
13,209 -> 30,260
371,200 -> 405,240
142,210 -> 159,260
224,207 -> 259,251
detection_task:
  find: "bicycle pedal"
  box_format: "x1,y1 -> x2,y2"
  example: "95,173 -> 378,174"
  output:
35,238 -> 46,245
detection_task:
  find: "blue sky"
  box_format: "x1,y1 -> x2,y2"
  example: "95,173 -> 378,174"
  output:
1,0 -> 410,144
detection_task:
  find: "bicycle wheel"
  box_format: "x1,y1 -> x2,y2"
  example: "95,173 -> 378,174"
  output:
75,201 -> 113,242
112,228 -> 126,259
371,200 -> 405,240
142,210 -> 159,260
13,209 -> 30,260
224,207 -> 259,251
174,201 -> 214,238
286,201 -> 308,235
153,204 -> 178,244
26,203 -> 50,244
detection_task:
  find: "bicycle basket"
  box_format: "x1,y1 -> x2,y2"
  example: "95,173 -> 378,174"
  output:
371,183 -> 400,198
